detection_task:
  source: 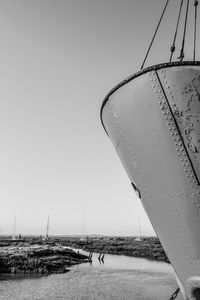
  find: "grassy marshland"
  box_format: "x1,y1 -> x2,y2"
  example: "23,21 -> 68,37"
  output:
56,236 -> 169,263
0,241 -> 89,274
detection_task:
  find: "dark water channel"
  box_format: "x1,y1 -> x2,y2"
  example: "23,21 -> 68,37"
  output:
0,249 -> 183,300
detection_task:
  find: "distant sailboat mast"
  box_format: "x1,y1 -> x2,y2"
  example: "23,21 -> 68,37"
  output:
138,216 -> 141,240
45,215 -> 49,240
12,216 -> 16,240
135,216 -> 142,242
82,216 -> 85,237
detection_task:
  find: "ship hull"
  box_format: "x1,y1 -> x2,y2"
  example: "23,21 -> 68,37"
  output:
101,62 -> 200,300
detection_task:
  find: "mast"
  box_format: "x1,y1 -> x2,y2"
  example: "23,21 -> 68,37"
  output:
12,216 -> 16,240
82,216 -> 85,237
45,215 -> 49,240
138,216 -> 141,240
135,216 -> 141,241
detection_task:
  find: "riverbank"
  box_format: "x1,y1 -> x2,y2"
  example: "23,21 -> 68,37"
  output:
0,250 -> 179,300
0,242 -> 89,274
0,235 -> 170,265
56,236 -> 169,263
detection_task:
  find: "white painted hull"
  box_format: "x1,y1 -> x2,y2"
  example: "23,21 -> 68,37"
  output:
101,62 -> 200,300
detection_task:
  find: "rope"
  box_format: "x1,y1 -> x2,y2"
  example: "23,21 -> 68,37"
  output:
178,0 -> 190,61
140,0 -> 170,69
169,287 -> 180,300
193,0 -> 198,61
170,0 -> 184,62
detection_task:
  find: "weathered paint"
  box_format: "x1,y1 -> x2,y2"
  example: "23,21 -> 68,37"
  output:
101,63 -> 200,300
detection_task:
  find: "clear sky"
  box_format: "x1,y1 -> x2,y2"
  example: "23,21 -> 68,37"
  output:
0,0 -> 196,236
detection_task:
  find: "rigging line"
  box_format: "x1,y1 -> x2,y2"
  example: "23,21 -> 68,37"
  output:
193,0 -> 198,61
169,0 -> 184,62
140,0 -> 170,70
178,0 -> 190,61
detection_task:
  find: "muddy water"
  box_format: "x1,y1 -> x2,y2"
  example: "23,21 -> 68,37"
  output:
0,250 -> 183,300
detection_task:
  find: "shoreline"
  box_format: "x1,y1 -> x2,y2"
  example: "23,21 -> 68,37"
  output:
0,235 -> 170,276
0,241 -> 90,275
55,236 -> 170,263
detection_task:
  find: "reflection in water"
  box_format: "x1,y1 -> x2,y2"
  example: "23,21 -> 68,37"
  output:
0,250 -> 183,300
